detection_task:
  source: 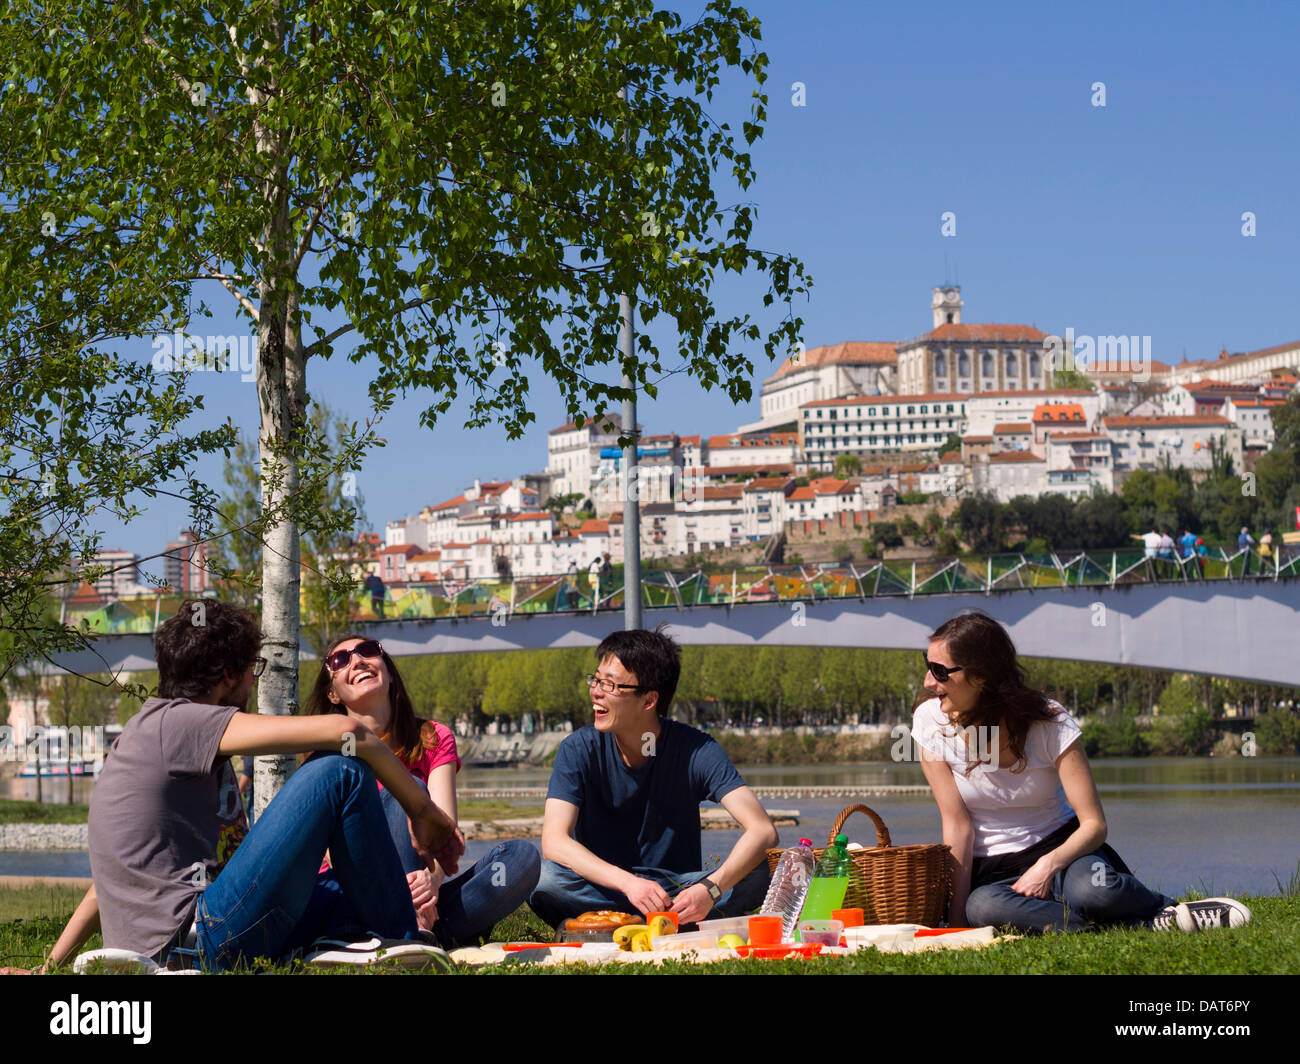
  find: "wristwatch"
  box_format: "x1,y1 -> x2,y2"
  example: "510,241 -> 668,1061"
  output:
699,877 -> 722,902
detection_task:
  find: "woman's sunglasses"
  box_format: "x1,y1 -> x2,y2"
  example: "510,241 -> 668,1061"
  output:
325,639 -> 384,674
922,655 -> 965,683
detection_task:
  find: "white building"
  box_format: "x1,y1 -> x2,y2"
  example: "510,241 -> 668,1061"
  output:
546,414 -> 624,502
800,394 -> 967,460
981,451 -> 1047,503
706,432 -> 801,469
742,477 -> 793,541
1101,415 -> 1243,478
678,486 -> 745,553
896,287 -> 1051,396
750,341 -> 899,432
1044,433 -> 1115,494
1221,395 -> 1281,450
964,389 -> 1100,437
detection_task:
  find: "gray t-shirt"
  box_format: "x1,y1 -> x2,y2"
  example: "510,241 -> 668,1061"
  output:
88,698 -> 247,958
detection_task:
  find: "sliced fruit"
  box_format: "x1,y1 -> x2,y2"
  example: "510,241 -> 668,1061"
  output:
646,915 -> 676,939
629,929 -> 654,952
717,934 -> 746,949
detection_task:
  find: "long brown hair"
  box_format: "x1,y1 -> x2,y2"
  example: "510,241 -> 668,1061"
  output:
304,634 -> 423,767
924,611 -> 1058,773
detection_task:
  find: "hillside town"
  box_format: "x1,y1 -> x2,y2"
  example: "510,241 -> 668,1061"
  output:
93,286 -> 1300,594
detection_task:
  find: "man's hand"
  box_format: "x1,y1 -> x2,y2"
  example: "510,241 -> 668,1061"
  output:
622,875 -> 671,915
409,805 -> 465,876
670,882 -> 714,925
407,869 -> 439,931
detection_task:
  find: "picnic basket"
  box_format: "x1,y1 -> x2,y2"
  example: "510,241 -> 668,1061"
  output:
765,803 -> 951,926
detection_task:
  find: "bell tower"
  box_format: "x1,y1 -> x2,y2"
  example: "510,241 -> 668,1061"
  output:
932,286 -> 962,329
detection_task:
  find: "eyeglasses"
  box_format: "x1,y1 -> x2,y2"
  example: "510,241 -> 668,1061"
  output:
922,655 -> 965,683
251,657 -> 267,678
326,639 -> 384,674
584,673 -> 644,695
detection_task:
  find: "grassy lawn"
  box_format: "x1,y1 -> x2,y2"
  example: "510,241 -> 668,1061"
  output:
0,799 -> 90,825
2,885 -> 1295,974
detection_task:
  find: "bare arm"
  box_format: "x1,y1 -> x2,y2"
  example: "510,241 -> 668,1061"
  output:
919,751 -> 975,926
39,884 -> 101,972
1011,740 -> 1107,898
217,713 -> 464,874
671,785 -> 777,924
540,797 -> 670,915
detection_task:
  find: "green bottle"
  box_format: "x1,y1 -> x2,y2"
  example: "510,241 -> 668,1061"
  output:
797,833 -> 852,927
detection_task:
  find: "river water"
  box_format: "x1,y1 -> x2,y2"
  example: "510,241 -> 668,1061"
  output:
4,758 -> 1297,898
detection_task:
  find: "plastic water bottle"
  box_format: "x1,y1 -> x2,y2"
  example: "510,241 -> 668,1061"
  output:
798,833 -> 852,923
759,838 -> 817,942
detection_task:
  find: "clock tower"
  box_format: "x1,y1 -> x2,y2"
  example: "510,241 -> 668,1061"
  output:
932,286 -> 962,329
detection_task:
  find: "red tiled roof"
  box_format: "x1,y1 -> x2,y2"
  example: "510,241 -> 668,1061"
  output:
707,432 -> 798,449
968,388 -> 1094,400
578,519 -> 609,535
787,486 -> 816,501
1102,415 -> 1234,428
963,435 -> 994,443
1081,359 -> 1173,374
429,494 -> 467,513
768,341 -> 899,383
687,463 -> 797,478
1046,432 -> 1106,441
702,485 -> 744,500
993,423 -> 1033,434
678,434 -> 702,446
918,323 -> 1047,343
548,413 -> 620,435
744,477 -> 793,492
509,512 -> 552,522
940,452 -> 963,464
1033,403 -> 1087,423
379,544 -> 421,556
1179,378 -> 1260,394
988,451 -> 1045,464
810,477 -> 856,496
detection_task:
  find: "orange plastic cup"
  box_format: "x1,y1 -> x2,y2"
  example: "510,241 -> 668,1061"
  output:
647,911 -> 679,933
833,908 -> 865,928
748,915 -> 783,946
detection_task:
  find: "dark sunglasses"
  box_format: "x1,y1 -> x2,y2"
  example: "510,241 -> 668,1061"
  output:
325,639 -> 384,674
923,655 -> 965,683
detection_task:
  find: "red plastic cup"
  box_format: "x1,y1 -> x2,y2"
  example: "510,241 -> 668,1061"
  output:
833,908 -> 865,928
748,915 -> 782,946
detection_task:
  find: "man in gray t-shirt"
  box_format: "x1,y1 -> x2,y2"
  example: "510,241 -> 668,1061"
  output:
89,698 -> 248,959
40,599 -> 464,972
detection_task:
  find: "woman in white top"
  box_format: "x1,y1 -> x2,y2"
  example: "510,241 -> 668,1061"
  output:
912,611 -> 1251,933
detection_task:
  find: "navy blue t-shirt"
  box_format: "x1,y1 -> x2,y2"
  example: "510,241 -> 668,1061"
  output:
546,719 -> 746,873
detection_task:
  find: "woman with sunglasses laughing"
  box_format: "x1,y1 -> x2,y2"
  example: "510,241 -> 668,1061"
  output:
911,612 -> 1251,935
305,635 -> 540,948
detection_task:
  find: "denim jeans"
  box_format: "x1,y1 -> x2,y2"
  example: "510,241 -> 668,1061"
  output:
377,786 -> 541,948
528,858 -> 772,929
964,849 -> 1175,933
194,753 -> 418,971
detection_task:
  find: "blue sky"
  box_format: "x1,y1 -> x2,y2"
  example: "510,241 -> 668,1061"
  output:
106,0 -> 1300,576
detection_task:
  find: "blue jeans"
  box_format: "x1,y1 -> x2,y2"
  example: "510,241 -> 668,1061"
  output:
377,787 -> 541,948
965,850 -> 1174,933
194,754 -> 418,971
529,858 -> 772,929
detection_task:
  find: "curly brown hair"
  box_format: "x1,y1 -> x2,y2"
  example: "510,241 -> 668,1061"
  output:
154,599 -> 262,701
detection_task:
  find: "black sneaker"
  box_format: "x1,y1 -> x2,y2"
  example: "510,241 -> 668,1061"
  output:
1176,898 -> 1252,931
1150,904 -> 1182,931
304,936 -> 454,972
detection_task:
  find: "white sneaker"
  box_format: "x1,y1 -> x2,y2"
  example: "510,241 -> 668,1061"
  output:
303,936 -> 453,972
73,949 -> 160,975
1150,904 -> 1182,931
1176,898 -> 1252,931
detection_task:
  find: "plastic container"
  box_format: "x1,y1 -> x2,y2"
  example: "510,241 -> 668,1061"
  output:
650,930 -> 718,953
697,916 -> 752,942
759,837 -> 817,942
798,834 -> 852,925
796,919 -> 843,947
842,924 -> 922,953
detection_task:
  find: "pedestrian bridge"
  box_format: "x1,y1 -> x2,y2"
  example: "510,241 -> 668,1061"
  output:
47,548 -> 1300,686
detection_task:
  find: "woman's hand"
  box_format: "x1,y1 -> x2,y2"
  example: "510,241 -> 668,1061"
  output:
1011,854 -> 1057,899
406,868 -> 439,931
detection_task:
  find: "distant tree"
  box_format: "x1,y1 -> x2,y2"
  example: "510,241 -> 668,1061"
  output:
831,543 -> 853,565
956,495 -> 1005,554
871,522 -> 903,552
937,434 -> 962,457
833,454 -> 862,478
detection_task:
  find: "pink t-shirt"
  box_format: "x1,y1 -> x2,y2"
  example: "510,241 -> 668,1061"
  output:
320,720 -> 459,873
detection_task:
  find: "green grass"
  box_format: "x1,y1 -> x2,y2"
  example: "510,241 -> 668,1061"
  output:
2,887 -> 1296,974
0,799 -> 89,824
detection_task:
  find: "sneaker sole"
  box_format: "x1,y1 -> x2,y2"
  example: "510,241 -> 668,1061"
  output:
304,939 -> 454,973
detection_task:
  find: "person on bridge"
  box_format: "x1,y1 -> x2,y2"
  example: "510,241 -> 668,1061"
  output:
529,627 -> 776,928
913,611 -> 1251,934
305,635 -> 540,948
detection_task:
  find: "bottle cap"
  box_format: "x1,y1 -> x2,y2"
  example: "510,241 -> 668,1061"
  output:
799,839 -> 813,847
834,834 -> 848,846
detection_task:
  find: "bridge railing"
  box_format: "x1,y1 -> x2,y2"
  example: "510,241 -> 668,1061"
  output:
59,544 -> 1300,635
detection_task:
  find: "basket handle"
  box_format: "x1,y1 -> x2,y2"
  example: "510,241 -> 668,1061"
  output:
828,804 -> 892,849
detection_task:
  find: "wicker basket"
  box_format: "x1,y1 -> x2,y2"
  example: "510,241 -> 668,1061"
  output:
765,804 -> 951,926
